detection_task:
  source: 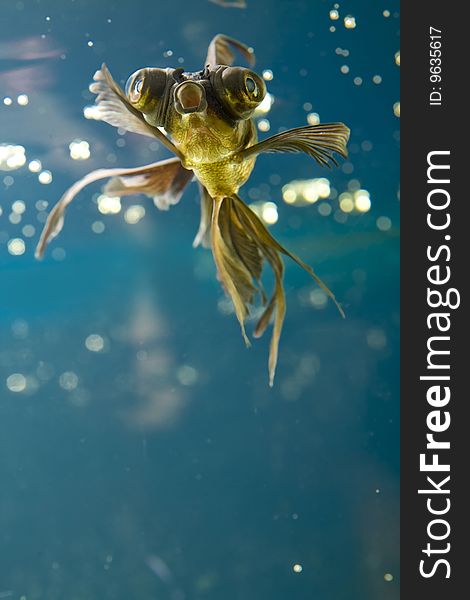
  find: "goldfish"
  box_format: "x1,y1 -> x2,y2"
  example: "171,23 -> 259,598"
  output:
36,34 -> 349,386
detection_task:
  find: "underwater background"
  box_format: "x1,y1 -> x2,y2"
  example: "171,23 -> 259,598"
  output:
0,1 -> 399,599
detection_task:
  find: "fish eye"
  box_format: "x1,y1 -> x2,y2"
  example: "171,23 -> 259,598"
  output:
130,77 -> 144,103
245,76 -> 257,95
125,68 -> 172,116
213,67 -> 266,119
125,70 -> 146,105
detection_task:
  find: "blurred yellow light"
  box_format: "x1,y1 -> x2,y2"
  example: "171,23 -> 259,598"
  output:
8,238 -> 26,255
97,194 -> 121,214
253,92 -> 274,116
0,144 -> 26,171
303,185 -> 319,203
38,170 -> 52,184
354,190 -> 371,212
69,139 -> 90,160
307,112 -> 320,126
344,15 -> 356,29
257,119 -> 270,132
282,188 -> 297,204
124,205 -> 146,224
28,159 -> 42,173
339,193 -> 354,213
261,202 -> 278,225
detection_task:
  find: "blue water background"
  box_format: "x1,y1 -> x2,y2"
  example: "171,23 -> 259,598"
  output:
1,1 -> 399,598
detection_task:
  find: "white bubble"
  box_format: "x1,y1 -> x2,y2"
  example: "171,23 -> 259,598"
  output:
318,202 -> 332,216
38,170 -> 52,184
6,373 -> 27,392
261,202 -> 278,225
91,220 -> 105,233
85,334 -> 105,352
12,200 -> 26,214
17,94 -> 29,106
257,119 -> 270,132
307,112 -> 320,125
59,371 -> 79,390
354,190 -> 371,212
376,216 -> 392,231
69,139 -> 90,160
309,289 -> 328,308
28,159 -> 42,172
22,224 -> 36,237
7,238 -> 25,255
9,212 -> 22,225
339,193 -> 354,213
97,194 -> 121,214
124,205 -> 145,224
0,144 -> 26,171
262,69 -> 273,81
176,365 -> 198,386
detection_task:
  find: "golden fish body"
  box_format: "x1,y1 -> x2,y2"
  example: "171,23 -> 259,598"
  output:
36,34 -> 350,385
163,85 -> 258,197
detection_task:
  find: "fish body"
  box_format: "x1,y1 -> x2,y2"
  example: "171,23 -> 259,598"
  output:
36,34 -> 349,385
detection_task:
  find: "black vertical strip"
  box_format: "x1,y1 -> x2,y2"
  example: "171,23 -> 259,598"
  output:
401,2 -> 467,597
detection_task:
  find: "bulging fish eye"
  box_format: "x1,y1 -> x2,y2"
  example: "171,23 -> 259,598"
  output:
128,76 -> 144,103
125,67 -> 171,114
245,76 -> 257,95
211,67 -> 266,119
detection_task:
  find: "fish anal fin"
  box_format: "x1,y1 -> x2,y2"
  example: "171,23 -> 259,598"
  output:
193,184 -> 213,248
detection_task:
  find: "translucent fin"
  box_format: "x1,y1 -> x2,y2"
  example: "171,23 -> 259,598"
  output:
210,197 -> 251,346
35,158 -> 191,258
233,195 -> 345,319
238,123 -> 350,167
205,34 -> 255,69
193,184 -> 213,248
89,64 -> 183,159
103,157 -> 193,211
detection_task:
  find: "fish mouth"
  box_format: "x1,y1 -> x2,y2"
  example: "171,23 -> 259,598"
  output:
174,81 -> 207,114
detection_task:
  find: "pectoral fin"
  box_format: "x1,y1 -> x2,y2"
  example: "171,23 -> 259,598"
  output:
237,123 -> 350,167
35,158 -> 192,259
104,157 -> 193,210
89,64 -> 183,159
205,34 -> 255,69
